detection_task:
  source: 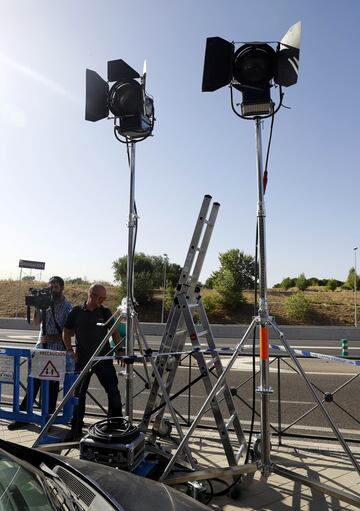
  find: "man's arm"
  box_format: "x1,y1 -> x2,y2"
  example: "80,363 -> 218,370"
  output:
63,327 -> 75,352
33,308 -> 41,326
112,328 -> 124,350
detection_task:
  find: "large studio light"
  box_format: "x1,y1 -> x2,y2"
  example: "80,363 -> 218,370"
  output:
85,58 -> 154,139
202,22 -> 301,117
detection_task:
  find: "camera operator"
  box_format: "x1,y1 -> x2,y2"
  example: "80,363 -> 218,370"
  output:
8,276 -> 72,430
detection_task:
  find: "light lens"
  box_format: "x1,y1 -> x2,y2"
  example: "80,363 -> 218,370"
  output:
109,80 -> 143,117
233,44 -> 275,86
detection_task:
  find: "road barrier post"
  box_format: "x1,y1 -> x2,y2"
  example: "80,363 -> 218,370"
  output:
341,338 -> 349,357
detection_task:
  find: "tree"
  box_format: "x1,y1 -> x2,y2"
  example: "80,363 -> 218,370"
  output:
112,253 -> 181,306
308,277 -> 319,287
296,273 -> 308,291
211,249 -> 256,309
344,267 -> 360,290
280,277 -> 295,290
113,253 -> 155,305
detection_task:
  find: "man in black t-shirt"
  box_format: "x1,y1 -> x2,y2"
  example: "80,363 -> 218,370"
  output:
63,283 -> 125,440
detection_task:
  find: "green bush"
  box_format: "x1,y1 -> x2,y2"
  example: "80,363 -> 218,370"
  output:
284,292 -> 312,322
201,289 -> 226,322
280,277 -> 295,290
202,289 -> 222,314
326,279 -> 338,291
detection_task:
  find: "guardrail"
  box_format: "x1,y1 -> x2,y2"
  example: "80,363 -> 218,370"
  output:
123,350 -> 360,445
0,346 -> 76,443
1,318 -> 360,340
0,338 -> 359,446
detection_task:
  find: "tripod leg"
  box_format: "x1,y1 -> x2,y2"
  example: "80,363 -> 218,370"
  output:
134,317 -> 195,468
270,319 -> 360,475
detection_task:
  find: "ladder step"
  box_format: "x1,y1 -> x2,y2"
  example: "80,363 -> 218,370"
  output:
225,414 -> 235,431
188,303 -> 200,309
206,359 -> 215,369
215,385 -> 226,398
196,330 -> 208,337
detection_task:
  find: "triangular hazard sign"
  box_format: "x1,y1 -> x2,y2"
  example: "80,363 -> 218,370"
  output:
39,360 -> 59,378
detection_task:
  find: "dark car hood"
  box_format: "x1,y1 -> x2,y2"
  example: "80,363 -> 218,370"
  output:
62,456 -> 211,511
0,439 -> 210,511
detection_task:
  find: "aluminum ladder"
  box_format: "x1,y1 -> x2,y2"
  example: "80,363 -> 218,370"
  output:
140,195 -> 247,469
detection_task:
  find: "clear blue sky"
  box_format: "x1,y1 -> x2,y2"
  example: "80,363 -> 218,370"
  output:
1,0 -> 359,287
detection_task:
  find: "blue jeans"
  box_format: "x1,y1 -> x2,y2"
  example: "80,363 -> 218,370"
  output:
71,360 -> 122,430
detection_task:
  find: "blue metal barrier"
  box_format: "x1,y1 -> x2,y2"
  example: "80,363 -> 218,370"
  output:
0,346 -> 77,430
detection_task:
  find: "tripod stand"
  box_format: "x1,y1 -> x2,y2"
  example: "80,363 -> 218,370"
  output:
159,118 -> 360,506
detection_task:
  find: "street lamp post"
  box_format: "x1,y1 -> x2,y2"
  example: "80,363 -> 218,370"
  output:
354,247 -> 358,328
161,254 -> 168,323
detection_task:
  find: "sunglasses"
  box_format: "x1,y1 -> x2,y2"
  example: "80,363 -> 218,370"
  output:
92,292 -> 107,302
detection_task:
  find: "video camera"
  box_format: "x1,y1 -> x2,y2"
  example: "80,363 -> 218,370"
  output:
25,287 -> 53,310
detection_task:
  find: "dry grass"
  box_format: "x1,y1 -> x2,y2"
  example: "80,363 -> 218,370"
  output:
0,280 -> 357,325
242,286 -> 357,325
1,280 -> 120,319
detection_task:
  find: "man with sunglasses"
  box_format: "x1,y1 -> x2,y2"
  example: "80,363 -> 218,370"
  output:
63,283 -> 124,440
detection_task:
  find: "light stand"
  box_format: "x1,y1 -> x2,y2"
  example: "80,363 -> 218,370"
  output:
85,58 -> 154,423
125,140 -> 136,422
251,116 -> 360,479
159,115 -> 360,506
31,59 -> 155,445
254,117 -> 272,475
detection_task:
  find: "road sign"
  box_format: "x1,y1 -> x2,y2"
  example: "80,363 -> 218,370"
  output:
19,259 -> 46,270
0,355 -> 13,383
30,350 -> 66,382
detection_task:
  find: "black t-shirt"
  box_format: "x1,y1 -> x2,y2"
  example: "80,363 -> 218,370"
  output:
65,303 -> 115,363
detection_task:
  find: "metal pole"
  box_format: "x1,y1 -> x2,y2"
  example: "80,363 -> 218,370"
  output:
15,268 -> 23,318
354,247 -> 358,328
254,117 -> 272,476
161,253 -> 168,323
277,357 -> 282,446
126,141 -> 136,423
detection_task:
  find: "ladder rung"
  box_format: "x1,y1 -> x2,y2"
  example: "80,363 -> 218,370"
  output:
215,385 -> 226,398
174,329 -> 187,336
188,303 -> 199,309
236,443 -> 246,462
196,330 -> 208,337
225,414 -> 235,431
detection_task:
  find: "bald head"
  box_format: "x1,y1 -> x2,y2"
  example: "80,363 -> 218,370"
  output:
87,284 -> 107,310
89,284 -> 106,296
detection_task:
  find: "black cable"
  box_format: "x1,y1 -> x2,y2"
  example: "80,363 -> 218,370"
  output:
88,417 -> 139,443
210,477 -> 233,497
263,112 -> 275,195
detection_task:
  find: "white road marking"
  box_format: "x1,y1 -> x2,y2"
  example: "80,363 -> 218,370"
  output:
3,335 -> 38,339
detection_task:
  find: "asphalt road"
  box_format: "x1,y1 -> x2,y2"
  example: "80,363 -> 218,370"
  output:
0,328 -> 359,442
